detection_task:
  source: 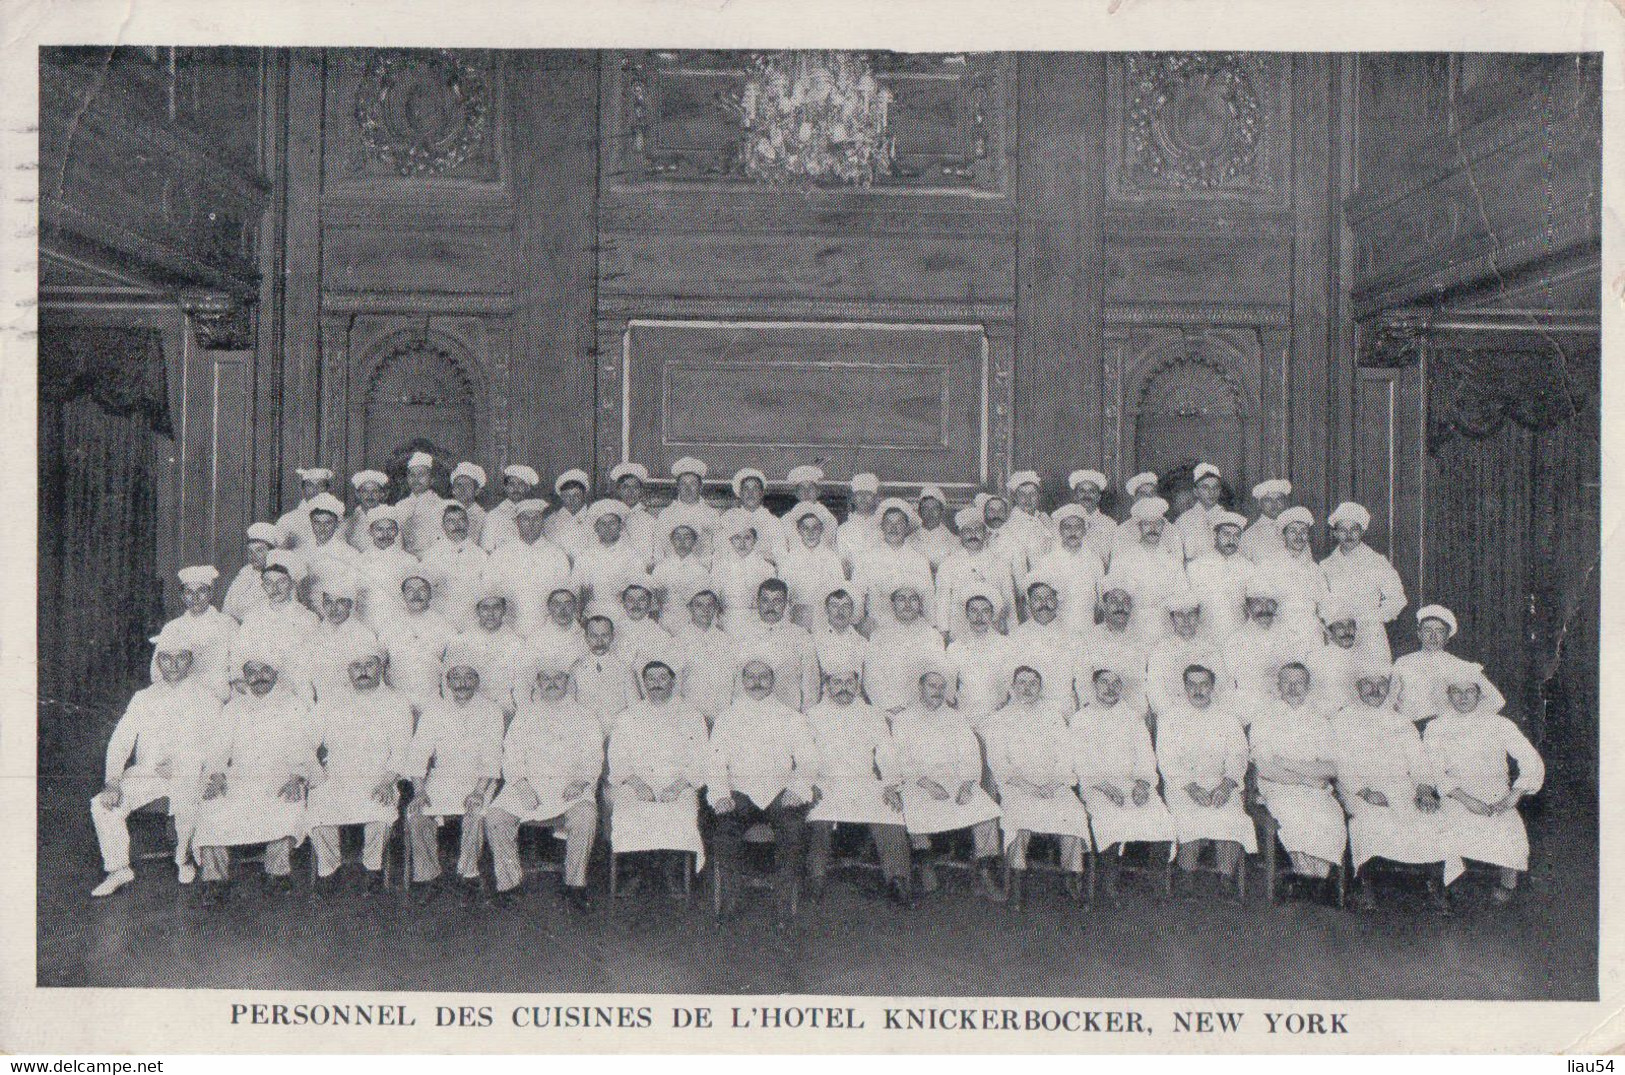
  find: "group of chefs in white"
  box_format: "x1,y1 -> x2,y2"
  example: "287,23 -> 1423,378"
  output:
89,453 -> 1545,920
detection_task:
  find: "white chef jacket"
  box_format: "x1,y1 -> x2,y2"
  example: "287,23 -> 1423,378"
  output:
1224,620 -> 1314,710
1175,503 -> 1224,563
776,543 -> 849,629
406,692 -> 505,816
1185,551 -> 1258,642
571,539 -> 651,616
543,505 -> 592,562
354,544 -> 422,628
1004,619 -> 1084,712
727,618 -> 819,712
651,551 -> 712,619
935,548 -> 1017,637
418,536 -> 490,627
493,695 -> 604,822
150,608 -> 238,702
104,679 -> 220,788
946,628 -> 1018,730
572,650 -> 641,736
1239,513 -> 1285,565
483,537 -> 573,637
304,684 -> 414,828
376,609 -> 457,706
863,620 -> 947,714
398,490 -> 449,557
706,693 -> 818,809
1026,545 -> 1106,636
910,523 -> 959,571
709,550 -> 777,625
671,621 -> 740,722
223,564 -> 269,624
805,696 -> 902,826
1319,543 -> 1407,660
890,702 -> 1002,835
852,541 -> 935,626
194,686 -> 320,847
1144,632 -> 1232,717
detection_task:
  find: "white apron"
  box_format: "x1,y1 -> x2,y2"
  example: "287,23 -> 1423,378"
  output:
195,779 -> 308,847
809,776 -> 901,826
304,777 -> 399,828
1436,799 -> 1529,873
1165,789 -> 1259,851
610,786 -> 705,869
1080,788 -> 1176,850
997,787 -> 1094,851
1256,780 -> 1348,864
1344,786 -> 1460,882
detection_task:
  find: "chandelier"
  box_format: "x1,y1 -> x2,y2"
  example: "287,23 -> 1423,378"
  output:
732,51 -> 895,186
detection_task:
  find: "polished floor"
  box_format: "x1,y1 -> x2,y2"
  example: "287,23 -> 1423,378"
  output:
37,777 -> 1597,999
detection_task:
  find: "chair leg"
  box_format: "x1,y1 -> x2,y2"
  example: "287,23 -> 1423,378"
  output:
609,851 -> 618,899
712,860 -> 723,917
1237,848 -> 1248,902
1162,846 -> 1174,897
684,852 -> 694,896
1265,825 -> 1279,904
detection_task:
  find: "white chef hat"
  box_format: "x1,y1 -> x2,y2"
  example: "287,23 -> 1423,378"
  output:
1051,503 -> 1088,525
1069,469 -> 1107,491
784,501 -> 835,533
246,521 -> 282,546
917,484 -> 947,505
176,564 -> 218,588
440,499 -> 469,518
514,498 -> 550,517
671,456 -> 708,480
503,464 -> 540,487
1243,574 -> 1285,601
351,469 -> 389,489
319,571 -> 361,603
1328,501 -> 1372,529
555,468 -> 590,493
587,498 -> 629,524
610,461 -> 649,483
1278,505 -> 1315,529
1129,496 -> 1170,522
366,503 -> 406,530
1007,469 -> 1041,492
1099,571 -> 1138,600
731,467 -> 767,496
663,517 -> 701,544
786,464 -> 825,485
407,451 -> 434,471
441,637 -> 487,679
332,630 -> 385,670
972,492 -> 992,511
1416,604 -> 1458,638
150,616 -> 201,655
1252,478 -> 1292,499
1210,510 -> 1249,531
850,472 -> 881,495
262,549 -> 306,580
1125,471 -> 1160,496
877,497 -> 919,527
954,505 -> 986,530
1193,462 -> 1222,482
960,579 -> 1001,611
295,466 -> 334,484
720,511 -> 761,541
306,492 -> 345,518
1163,586 -> 1202,613
451,462 -> 487,488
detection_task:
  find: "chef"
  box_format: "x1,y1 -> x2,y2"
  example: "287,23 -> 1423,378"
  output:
1111,473 -> 1186,564
1319,501 -> 1408,663
352,503 -> 420,629
460,588 -> 528,713
1174,463 -> 1227,562
1156,664 -> 1257,902
1080,581 -> 1152,698
804,663 -> 913,907
946,583 -> 1017,732
418,501 -> 489,627
776,502 -> 848,629
1066,469 -> 1117,567
480,463 -> 542,551
573,614 -> 641,736
448,462 -> 489,548
813,587 -> 870,690
1248,662 -> 1347,901
223,521 -> 283,623
1258,505 -> 1329,645
837,472 -> 885,569
651,521 -> 712,620
708,656 -> 819,922
910,485 -> 959,570
571,499 -> 651,617
608,660 -> 711,898
727,578 -> 818,712
1329,664 -> 1455,912
1005,576 -> 1083,711
1143,590 -> 1230,718
1239,478 -> 1293,565
192,640 -> 321,905
404,641 -> 506,903
398,452 -> 447,557
90,618 -> 221,896
863,581 -> 948,716
1070,668 -> 1175,901
275,466 -> 335,550
719,467 -> 781,563
482,498 -> 572,637
156,565 -> 237,701
670,588 -> 739,725
1004,470 -> 1056,567
304,572 -> 382,703
658,457 -> 721,559
891,660 -> 1004,902
231,550 -> 319,699
1104,497 -> 1188,618
304,634 -> 412,895
375,574 -> 457,713
934,507 -> 1015,638
710,513 -> 777,628
544,468 -> 593,561
1025,505 -> 1106,636
345,469 -> 391,553
1185,509 -> 1257,641
609,461 -> 660,563
299,492 -> 360,611
486,661 -> 604,911
980,666 -> 1092,904
850,498 -> 935,629
1224,577 -> 1313,708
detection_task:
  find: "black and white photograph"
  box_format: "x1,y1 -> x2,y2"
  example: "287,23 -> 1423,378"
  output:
9,0 -> 1615,1052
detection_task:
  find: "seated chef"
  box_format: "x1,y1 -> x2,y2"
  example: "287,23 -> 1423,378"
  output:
891,660 -> 1005,902
980,666 -> 1093,904
669,588 -> 738,726
482,497 -> 572,637
486,660 -> 605,911
404,641 -> 506,905
1070,667 -> 1175,901
572,613 -> 641,737
707,657 -> 820,923
1248,662 -> 1347,903
862,581 -> 947,716
803,662 -> 913,907
304,634 -> 413,896
608,659 -> 711,898
192,640 -> 321,905
1156,664 -> 1256,902
90,618 -> 221,896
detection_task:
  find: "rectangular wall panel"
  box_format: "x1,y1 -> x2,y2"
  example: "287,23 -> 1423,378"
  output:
623,320 -> 989,486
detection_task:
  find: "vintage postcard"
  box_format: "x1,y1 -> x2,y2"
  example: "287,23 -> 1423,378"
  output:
0,0 -> 1619,1056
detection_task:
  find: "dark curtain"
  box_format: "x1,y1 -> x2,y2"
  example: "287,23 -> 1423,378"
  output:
37,326 -> 171,780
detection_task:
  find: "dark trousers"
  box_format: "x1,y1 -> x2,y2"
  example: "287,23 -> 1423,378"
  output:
807,821 -> 911,883
712,791 -> 810,907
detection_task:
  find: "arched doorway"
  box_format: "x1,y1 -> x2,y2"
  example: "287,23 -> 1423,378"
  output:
361,334 -> 479,495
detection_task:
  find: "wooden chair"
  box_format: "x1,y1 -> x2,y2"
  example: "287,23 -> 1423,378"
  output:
1247,768 -> 1347,907
711,822 -> 799,918
1092,841 -> 1175,900
1002,831 -> 1093,909
609,848 -> 695,899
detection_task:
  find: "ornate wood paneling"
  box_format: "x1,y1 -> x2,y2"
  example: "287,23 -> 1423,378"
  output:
322,49 -> 506,194
608,319 -> 1005,489
1106,53 -> 1292,206
609,51 -> 1009,196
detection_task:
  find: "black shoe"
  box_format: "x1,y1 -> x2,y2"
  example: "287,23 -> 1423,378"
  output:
1220,875 -> 1244,905
200,880 -> 231,907
363,870 -> 387,895
1353,880 -> 1378,912
978,862 -> 1008,904
488,887 -> 518,910
803,876 -> 826,905
1427,878 -> 1453,916
617,872 -> 646,899
885,878 -> 915,909
412,879 -> 442,905
1171,869 -> 1197,901
264,874 -> 294,897
312,872 -> 343,898
563,885 -> 592,913
455,875 -> 482,907
1065,871 -> 1088,904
